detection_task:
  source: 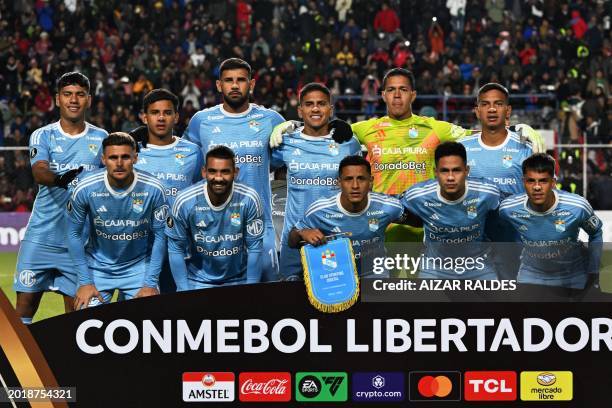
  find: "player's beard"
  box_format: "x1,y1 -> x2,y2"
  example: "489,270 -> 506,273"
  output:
223,92 -> 249,110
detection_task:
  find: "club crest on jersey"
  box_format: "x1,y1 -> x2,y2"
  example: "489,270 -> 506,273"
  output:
368,218 -> 379,232
230,212 -> 241,226
554,219 -> 565,232
408,127 -> 419,138
328,142 -> 339,156
132,198 -> 144,213
248,120 -> 261,131
321,249 -> 337,270
466,205 -> 477,219
502,155 -> 513,168
89,144 -> 99,155
175,153 -> 185,166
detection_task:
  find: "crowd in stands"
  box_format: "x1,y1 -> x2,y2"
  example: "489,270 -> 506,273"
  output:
0,0 -> 610,211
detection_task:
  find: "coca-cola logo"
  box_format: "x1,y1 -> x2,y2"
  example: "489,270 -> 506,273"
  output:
239,372 -> 292,402
241,378 -> 288,395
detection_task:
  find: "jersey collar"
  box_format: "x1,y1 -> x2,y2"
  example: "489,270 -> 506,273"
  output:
56,121 -> 89,139
436,183 -> 469,205
204,182 -> 234,211
477,129 -> 512,150
299,129 -> 332,141
524,190 -> 559,216
144,136 -> 180,150
219,103 -> 253,117
336,192 -> 371,216
104,170 -> 138,196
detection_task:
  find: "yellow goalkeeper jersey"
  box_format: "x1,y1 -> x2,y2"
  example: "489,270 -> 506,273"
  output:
352,114 -> 469,195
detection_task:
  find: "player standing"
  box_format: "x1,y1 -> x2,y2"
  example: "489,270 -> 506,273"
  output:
184,58 -> 284,280
14,72 -> 107,323
289,155 -> 406,277
131,89 -> 203,292
272,68 -> 543,245
400,142 -> 501,279
271,83 -> 362,279
461,83 -> 534,278
67,133 -> 168,308
499,154 -> 602,289
166,146 -> 264,290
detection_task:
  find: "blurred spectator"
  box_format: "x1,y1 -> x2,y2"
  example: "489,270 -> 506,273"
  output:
0,0 -> 608,208
374,3 -> 400,34
361,74 -> 380,118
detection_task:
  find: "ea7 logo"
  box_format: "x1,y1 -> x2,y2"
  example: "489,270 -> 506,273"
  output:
323,376 -> 344,396
247,219 -> 264,236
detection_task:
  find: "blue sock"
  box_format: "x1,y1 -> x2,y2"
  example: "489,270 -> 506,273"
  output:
20,317 -> 33,325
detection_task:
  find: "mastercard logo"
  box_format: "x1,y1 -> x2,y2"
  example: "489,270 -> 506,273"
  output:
409,371 -> 461,401
417,375 -> 453,398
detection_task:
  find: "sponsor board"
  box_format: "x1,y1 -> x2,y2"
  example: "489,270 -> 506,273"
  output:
409,371 -> 461,401
182,372 -> 235,402
296,372 -> 347,402
464,371 -> 517,401
351,372 -> 404,402
520,371 -> 573,401
238,372 -> 291,402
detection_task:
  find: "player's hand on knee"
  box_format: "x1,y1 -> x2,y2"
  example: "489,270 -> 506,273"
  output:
299,228 -> 327,246
135,286 -> 159,298
269,120 -> 302,148
329,119 -> 353,143
74,284 -> 103,310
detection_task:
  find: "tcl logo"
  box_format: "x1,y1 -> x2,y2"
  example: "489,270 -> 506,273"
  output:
239,372 -> 291,402
464,371 -> 517,401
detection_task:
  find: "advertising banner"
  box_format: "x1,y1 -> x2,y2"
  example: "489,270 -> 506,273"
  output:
1,282 -> 612,407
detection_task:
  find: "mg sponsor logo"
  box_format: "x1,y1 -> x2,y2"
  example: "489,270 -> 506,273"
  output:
182,372 -> 235,402
464,371 -> 517,401
238,372 -> 291,402
352,372 -> 405,402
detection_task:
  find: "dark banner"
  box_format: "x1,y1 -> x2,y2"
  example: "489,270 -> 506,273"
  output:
1,283 -> 610,406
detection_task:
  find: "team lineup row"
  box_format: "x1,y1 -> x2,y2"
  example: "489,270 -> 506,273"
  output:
13,59 -> 601,323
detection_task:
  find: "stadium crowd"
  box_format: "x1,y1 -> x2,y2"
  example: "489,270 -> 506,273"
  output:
0,0 -> 610,211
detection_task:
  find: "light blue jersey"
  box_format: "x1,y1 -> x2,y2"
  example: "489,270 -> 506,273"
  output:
271,129 -> 362,278
461,130 -> 532,197
499,190 -> 603,289
25,121 -> 107,247
401,178 -> 501,279
14,121 -> 107,298
185,103 -> 284,279
135,137 -> 203,205
295,192 -> 404,276
166,181 -> 264,289
67,169 -> 168,295
461,130 -> 533,244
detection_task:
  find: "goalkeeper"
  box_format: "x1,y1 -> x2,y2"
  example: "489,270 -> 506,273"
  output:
270,68 -> 544,244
